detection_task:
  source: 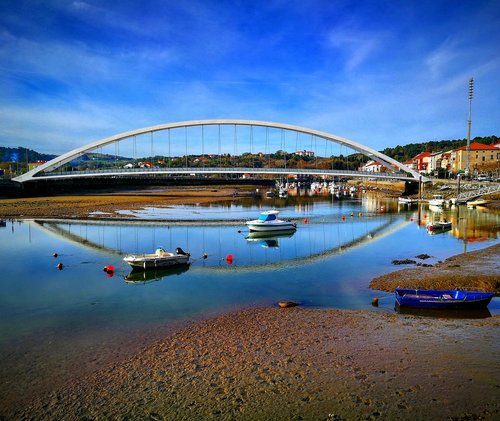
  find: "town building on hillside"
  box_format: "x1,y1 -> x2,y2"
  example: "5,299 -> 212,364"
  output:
451,142 -> 500,173
294,150 -> 315,157
361,160 -> 387,172
28,160 -> 47,171
402,158 -> 414,170
408,152 -> 432,172
427,151 -> 443,173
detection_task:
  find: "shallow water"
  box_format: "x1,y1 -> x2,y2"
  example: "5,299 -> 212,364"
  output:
0,195 -> 499,411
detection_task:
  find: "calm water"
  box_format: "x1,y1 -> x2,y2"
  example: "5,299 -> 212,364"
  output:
0,195 -> 499,404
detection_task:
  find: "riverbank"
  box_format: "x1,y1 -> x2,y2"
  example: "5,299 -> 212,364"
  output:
371,242 -> 500,293
0,187 -> 254,219
5,306 -> 498,420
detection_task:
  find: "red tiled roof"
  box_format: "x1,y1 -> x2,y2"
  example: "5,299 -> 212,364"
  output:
411,152 -> 432,160
455,142 -> 498,151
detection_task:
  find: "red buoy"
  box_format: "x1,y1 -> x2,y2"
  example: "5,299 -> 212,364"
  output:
371,297 -> 379,306
57,263 -> 63,270
226,254 -> 233,265
103,265 -> 115,275
341,215 -> 345,221
304,218 -> 309,224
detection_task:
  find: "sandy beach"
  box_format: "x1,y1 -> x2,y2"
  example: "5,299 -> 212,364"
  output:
0,192 -> 499,420
5,306 -> 498,420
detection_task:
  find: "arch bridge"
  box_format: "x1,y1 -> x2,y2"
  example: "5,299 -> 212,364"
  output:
14,119 -> 424,183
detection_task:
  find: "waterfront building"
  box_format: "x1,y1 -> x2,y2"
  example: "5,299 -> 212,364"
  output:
451,142 -> 500,173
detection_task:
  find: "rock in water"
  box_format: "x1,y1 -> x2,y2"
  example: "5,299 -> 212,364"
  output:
278,301 -> 298,308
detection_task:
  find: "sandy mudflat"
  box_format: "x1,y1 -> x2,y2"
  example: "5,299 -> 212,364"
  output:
5,307 -> 498,421
371,243 -> 500,293
0,188 -> 250,219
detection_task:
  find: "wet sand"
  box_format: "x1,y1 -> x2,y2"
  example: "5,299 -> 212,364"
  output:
5,307 -> 498,420
0,188 -> 252,219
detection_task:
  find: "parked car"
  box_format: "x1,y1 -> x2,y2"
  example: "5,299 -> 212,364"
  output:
477,174 -> 488,181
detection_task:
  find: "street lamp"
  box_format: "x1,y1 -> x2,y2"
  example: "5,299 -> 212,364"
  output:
465,77 -> 473,176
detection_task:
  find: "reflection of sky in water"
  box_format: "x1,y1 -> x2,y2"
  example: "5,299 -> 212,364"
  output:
0,202 -> 499,346
114,198 -> 387,220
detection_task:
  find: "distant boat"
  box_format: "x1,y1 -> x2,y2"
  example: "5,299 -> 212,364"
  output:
428,194 -> 446,207
246,210 -> 297,232
265,191 -> 276,198
398,197 -> 418,205
467,199 -> 489,209
426,220 -> 452,234
123,247 -> 190,270
395,288 -> 494,310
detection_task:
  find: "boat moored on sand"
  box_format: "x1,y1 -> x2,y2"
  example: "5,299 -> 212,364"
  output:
123,247 -> 190,270
246,210 -> 297,232
395,288 -> 494,310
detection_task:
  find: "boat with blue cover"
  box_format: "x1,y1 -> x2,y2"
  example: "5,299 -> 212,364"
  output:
246,210 -> 297,232
395,288 -> 494,310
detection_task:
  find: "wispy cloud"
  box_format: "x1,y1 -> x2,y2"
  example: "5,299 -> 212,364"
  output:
327,26 -> 385,71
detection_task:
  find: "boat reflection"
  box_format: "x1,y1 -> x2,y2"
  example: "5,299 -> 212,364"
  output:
395,305 -> 492,319
245,229 -> 296,248
124,263 -> 190,284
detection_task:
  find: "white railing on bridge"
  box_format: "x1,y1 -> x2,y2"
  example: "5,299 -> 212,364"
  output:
456,183 -> 500,202
28,166 -> 413,181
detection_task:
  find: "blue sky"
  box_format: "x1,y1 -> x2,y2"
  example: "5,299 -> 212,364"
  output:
1,0 -> 499,155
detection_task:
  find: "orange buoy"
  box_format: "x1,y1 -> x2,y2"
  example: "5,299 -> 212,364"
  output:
371,297 -> 379,306
304,218 -> 308,224
57,263 -> 63,270
53,252 -> 58,258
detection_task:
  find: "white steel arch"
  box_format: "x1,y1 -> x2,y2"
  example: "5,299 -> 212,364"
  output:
14,119 -> 424,182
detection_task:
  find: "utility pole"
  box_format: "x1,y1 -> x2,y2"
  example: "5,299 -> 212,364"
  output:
465,77 -> 474,177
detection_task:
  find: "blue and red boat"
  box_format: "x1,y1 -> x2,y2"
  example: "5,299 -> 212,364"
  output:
395,288 -> 494,310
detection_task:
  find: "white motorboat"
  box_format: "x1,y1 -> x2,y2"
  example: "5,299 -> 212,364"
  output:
123,247 -> 190,270
246,210 -> 297,232
398,196 -> 418,205
428,194 -> 446,207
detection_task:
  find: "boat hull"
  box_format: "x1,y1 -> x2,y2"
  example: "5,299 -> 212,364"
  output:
123,254 -> 190,270
246,222 -> 297,232
395,288 -> 494,310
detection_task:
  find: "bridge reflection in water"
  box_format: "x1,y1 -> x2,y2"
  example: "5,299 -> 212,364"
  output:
32,213 -> 407,280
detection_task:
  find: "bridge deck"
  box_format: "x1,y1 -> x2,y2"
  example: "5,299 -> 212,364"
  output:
25,167 -> 414,181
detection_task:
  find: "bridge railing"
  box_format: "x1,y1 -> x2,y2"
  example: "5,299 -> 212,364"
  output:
456,183 -> 500,202
30,166 -> 413,180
